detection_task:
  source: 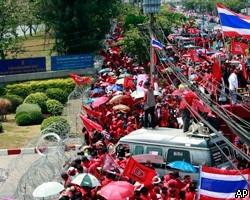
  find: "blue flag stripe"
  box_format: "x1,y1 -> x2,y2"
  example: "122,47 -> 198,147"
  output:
200,177 -> 248,193
219,13 -> 250,29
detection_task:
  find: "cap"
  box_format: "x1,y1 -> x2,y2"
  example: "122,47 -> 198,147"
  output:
152,176 -> 161,184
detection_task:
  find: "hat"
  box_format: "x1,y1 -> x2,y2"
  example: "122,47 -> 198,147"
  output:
144,81 -> 151,87
152,176 -> 161,185
134,182 -> 144,191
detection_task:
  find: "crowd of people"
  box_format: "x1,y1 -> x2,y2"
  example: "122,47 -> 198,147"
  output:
58,19 -> 250,199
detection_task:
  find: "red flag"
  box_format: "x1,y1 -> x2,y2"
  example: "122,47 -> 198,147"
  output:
212,59 -> 222,82
70,73 -> 84,86
123,157 -> 157,186
102,154 -> 123,174
80,115 -> 103,138
241,61 -> 248,80
190,49 -> 200,62
82,105 -> 102,118
123,76 -> 135,90
231,40 -> 248,55
83,77 -> 91,84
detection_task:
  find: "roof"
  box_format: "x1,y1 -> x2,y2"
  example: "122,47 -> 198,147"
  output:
118,127 -> 222,149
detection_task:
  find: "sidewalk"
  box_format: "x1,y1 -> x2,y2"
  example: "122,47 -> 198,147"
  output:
0,145 -> 81,156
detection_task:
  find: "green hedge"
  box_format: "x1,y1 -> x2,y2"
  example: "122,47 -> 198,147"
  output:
45,88 -> 68,104
5,78 -> 75,99
15,113 -> 33,126
1,95 -> 23,113
41,116 -> 70,138
23,92 -> 49,113
46,99 -> 64,116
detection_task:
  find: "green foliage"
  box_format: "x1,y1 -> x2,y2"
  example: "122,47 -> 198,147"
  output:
1,95 -> 23,113
16,103 -> 41,114
5,78 -> 75,99
15,103 -> 44,125
29,110 -> 44,124
15,113 -> 32,126
24,92 -> 48,113
0,122 -> 3,133
36,0 -> 121,55
41,116 -> 70,138
123,14 -> 147,32
45,88 -> 68,104
0,0 -> 23,59
46,99 -> 64,116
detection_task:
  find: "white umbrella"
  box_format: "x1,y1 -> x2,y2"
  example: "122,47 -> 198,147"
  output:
131,90 -> 162,99
32,182 -> 64,198
116,78 -> 124,85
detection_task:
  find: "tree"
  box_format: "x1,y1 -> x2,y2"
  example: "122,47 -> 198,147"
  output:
36,0 -> 121,55
0,0 -> 23,59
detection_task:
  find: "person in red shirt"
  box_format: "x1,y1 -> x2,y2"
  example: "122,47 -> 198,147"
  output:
185,185 -> 197,200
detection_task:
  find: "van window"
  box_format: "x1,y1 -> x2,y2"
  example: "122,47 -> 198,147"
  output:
146,147 -> 163,156
167,149 -> 191,163
135,146 -> 144,155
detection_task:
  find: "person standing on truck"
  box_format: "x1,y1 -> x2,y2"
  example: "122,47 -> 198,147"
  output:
143,81 -> 156,129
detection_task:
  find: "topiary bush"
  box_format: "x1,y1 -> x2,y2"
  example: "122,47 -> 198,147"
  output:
15,113 -> 33,126
16,103 -> 41,114
46,99 -> 64,116
29,110 -> 44,124
1,95 -> 23,113
45,88 -> 68,104
41,116 -> 70,138
23,92 -> 49,113
0,122 -> 3,133
15,103 -> 44,126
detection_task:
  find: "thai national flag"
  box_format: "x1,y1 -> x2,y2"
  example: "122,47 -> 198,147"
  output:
198,166 -> 250,200
217,4 -> 250,39
151,39 -> 163,51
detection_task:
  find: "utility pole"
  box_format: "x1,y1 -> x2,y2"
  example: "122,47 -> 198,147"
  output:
143,0 -> 161,82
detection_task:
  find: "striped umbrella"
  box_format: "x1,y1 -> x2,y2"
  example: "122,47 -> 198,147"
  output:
71,173 -> 101,187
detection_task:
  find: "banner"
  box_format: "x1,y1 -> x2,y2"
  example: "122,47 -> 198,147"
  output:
0,57 -> 46,75
136,74 -> 149,91
231,41 -> 248,55
51,54 -> 94,71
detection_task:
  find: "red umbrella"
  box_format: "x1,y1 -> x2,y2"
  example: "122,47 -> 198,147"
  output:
100,181 -> 134,200
92,97 -> 109,108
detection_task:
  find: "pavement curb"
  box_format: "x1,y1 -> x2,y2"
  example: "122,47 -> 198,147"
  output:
0,145 -> 81,156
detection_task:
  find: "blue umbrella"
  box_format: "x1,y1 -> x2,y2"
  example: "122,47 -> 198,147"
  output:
90,88 -> 105,94
85,98 -> 97,104
107,85 -> 123,91
167,161 -> 197,172
98,68 -> 111,74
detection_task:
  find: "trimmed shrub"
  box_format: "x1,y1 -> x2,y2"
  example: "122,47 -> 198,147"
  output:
45,88 -> 68,104
29,110 -> 44,124
15,104 -> 44,126
1,95 -> 23,113
46,99 -> 64,116
41,116 -> 70,138
5,78 -> 76,99
0,122 -> 3,133
0,98 -> 11,121
15,113 -> 32,126
16,103 -> 41,114
24,92 -> 48,113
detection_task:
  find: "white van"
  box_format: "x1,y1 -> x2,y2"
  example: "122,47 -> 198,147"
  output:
116,127 -> 234,182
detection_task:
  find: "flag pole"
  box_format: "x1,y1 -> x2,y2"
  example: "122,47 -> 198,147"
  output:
149,13 -> 155,83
